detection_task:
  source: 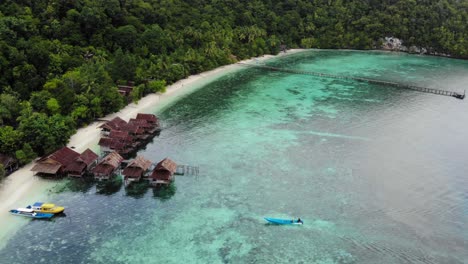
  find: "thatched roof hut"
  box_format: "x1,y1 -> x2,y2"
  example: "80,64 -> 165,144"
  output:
99,117 -> 128,135
149,158 -> 177,186
122,156 -> 152,182
66,149 -> 99,177
92,151 -> 123,180
31,147 -> 80,177
136,113 -> 160,132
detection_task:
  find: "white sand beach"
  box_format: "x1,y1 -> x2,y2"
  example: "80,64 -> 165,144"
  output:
0,49 -> 305,247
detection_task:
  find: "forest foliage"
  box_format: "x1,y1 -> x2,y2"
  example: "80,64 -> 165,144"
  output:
0,0 -> 467,163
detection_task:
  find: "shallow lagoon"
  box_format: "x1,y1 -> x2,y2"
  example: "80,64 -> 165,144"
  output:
1,50 -> 467,263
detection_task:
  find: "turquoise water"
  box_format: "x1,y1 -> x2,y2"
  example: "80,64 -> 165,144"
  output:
1,50 -> 467,263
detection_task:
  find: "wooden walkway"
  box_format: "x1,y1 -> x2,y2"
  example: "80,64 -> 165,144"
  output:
175,165 -> 199,176
239,63 -> 465,100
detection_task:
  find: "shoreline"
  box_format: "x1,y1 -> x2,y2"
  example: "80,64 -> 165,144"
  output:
0,49 -> 306,248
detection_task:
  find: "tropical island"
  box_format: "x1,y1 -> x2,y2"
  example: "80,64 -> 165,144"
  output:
0,1 -> 468,263
0,1 -> 467,176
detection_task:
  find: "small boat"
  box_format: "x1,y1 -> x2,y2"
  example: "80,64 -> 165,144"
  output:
9,208 -> 54,219
28,202 -> 65,214
264,217 -> 303,225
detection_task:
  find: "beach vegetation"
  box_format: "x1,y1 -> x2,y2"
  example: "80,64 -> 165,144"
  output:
15,143 -> 36,165
0,0 -> 466,163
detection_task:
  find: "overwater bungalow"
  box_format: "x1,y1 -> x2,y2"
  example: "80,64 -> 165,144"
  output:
98,117 -> 128,136
109,130 -> 137,148
126,119 -> 150,140
66,149 -> 99,177
0,153 -> 18,176
149,158 -> 177,186
98,137 -> 126,154
31,147 -> 80,177
122,156 -> 152,184
136,113 -> 161,132
92,151 -> 124,181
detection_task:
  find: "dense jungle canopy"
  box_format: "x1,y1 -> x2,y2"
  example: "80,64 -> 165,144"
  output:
0,0 -> 466,165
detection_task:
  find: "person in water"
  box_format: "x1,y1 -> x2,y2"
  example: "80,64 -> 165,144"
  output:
297,218 -> 303,223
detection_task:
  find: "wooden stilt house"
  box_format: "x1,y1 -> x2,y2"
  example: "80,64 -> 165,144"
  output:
91,151 -> 124,181
149,158 -> 177,186
122,156 -> 152,184
136,113 -> 161,133
98,117 -> 128,136
66,149 -> 99,177
126,119 -> 149,140
31,147 -> 80,177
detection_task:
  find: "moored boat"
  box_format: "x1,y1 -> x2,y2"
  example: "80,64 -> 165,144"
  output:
9,208 -> 54,219
264,217 -> 303,225
29,202 -> 65,214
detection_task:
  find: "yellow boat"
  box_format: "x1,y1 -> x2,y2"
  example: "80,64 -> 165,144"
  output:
29,202 -> 65,214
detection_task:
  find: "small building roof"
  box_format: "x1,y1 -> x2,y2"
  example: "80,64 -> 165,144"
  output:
129,118 -> 152,129
123,122 -> 145,134
150,158 -> 177,180
31,162 -> 62,174
92,151 -> 123,175
122,156 -> 152,178
109,130 -> 134,142
66,149 -> 99,173
136,113 -> 158,123
98,117 -> 128,131
98,138 -> 126,150
155,158 -> 177,173
32,147 -> 80,174
78,149 -> 99,165
41,147 -> 80,166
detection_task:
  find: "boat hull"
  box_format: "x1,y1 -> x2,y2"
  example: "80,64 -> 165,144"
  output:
264,217 -> 303,225
30,203 -> 65,214
9,209 -> 54,219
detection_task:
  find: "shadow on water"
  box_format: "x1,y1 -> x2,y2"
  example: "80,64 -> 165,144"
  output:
95,176 -> 122,195
152,183 -> 177,201
63,177 -> 96,193
124,180 -> 149,199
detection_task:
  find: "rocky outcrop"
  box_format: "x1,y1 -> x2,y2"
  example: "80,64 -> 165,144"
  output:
381,37 -> 405,51
380,37 -> 453,58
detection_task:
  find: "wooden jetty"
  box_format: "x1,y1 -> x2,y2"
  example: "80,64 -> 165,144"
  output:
175,165 -> 199,176
239,63 -> 465,100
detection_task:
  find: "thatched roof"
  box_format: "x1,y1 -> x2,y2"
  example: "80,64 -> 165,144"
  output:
98,117 -> 128,130
92,151 -> 123,175
78,149 -> 99,165
109,130 -> 134,142
32,147 -> 80,174
40,147 -> 80,166
31,162 -> 62,174
129,118 -> 152,129
150,158 -> 177,180
136,113 -> 158,124
66,149 -> 98,173
98,138 -> 126,150
155,158 -> 177,173
122,156 -> 152,178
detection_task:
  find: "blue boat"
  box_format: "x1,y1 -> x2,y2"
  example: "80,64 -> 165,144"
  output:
264,217 -> 303,225
9,208 -> 54,219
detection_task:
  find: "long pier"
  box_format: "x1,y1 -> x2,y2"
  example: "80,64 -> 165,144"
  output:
238,63 -> 465,100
